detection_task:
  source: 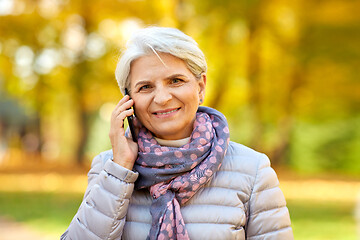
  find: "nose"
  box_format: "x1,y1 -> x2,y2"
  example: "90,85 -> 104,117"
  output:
153,87 -> 172,105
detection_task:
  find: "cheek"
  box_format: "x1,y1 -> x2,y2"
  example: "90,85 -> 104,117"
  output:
183,89 -> 200,106
134,99 -> 148,120
134,109 -> 150,129
177,86 -> 199,100
135,105 -> 146,117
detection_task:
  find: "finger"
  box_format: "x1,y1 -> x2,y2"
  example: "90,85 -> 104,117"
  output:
111,96 -> 130,118
110,108 -> 134,130
114,108 -> 134,122
112,99 -> 134,117
113,95 -> 131,113
116,94 -> 130,107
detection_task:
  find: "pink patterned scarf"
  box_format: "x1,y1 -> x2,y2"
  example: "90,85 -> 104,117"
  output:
134,106 -> 230,240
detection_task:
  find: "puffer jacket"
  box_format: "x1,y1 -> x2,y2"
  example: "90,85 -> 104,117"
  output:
61,141 -> 293,239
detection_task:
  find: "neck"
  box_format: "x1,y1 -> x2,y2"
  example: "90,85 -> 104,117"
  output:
154,137 -> 191,147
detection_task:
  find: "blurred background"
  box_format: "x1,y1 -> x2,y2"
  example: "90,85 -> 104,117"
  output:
0,0 -> 359,239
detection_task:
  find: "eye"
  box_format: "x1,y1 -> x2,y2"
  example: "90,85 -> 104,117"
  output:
171,78 -> 183,84
139,85 -> 151,92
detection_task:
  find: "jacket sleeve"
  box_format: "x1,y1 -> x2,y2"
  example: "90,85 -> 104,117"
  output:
61,152 -> 139,240
246,153 -> 294,240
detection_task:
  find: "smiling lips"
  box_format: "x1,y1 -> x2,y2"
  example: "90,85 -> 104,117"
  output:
153,108 -> 180,116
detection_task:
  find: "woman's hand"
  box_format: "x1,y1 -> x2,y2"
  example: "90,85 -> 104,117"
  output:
109,95 -> 138,170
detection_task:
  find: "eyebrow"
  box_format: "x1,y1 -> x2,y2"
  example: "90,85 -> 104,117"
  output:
134,80 -> 152,89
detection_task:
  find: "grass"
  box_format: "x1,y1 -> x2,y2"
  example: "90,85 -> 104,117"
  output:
0,192 -> 83,236
0,191 -> 358,239
287,199 -> 357,240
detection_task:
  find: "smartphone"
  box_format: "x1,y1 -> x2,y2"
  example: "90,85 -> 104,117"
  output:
125,88 -> 137,142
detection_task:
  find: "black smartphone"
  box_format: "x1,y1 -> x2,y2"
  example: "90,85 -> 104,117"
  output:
125,88 -> 137,142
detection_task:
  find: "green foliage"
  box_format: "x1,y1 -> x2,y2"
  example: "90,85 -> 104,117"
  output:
290,116 -> 360,173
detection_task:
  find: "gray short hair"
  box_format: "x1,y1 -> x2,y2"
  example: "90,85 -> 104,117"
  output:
115,26 -> 207,94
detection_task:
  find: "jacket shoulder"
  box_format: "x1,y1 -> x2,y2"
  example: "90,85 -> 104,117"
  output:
222,141 -> 270,176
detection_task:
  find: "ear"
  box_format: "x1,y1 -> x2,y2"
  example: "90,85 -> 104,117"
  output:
198,73 -> 206,104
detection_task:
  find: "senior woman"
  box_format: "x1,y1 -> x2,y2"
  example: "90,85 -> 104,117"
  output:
61,27 -> 293,240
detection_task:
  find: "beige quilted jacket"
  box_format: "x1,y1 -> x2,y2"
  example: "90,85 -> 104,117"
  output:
61,141 -> 293,239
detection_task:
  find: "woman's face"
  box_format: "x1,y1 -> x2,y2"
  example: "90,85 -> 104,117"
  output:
129,52 -> 206,140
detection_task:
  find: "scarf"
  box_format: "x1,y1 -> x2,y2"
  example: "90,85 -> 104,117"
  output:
134,106 -> 230,240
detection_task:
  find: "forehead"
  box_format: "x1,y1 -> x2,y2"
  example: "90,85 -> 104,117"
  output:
129,53 -> 191,80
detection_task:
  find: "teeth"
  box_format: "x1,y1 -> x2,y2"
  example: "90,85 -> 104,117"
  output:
157,109 -> 178,115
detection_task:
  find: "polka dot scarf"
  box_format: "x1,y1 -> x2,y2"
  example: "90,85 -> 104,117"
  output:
134,106 -> 230,240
